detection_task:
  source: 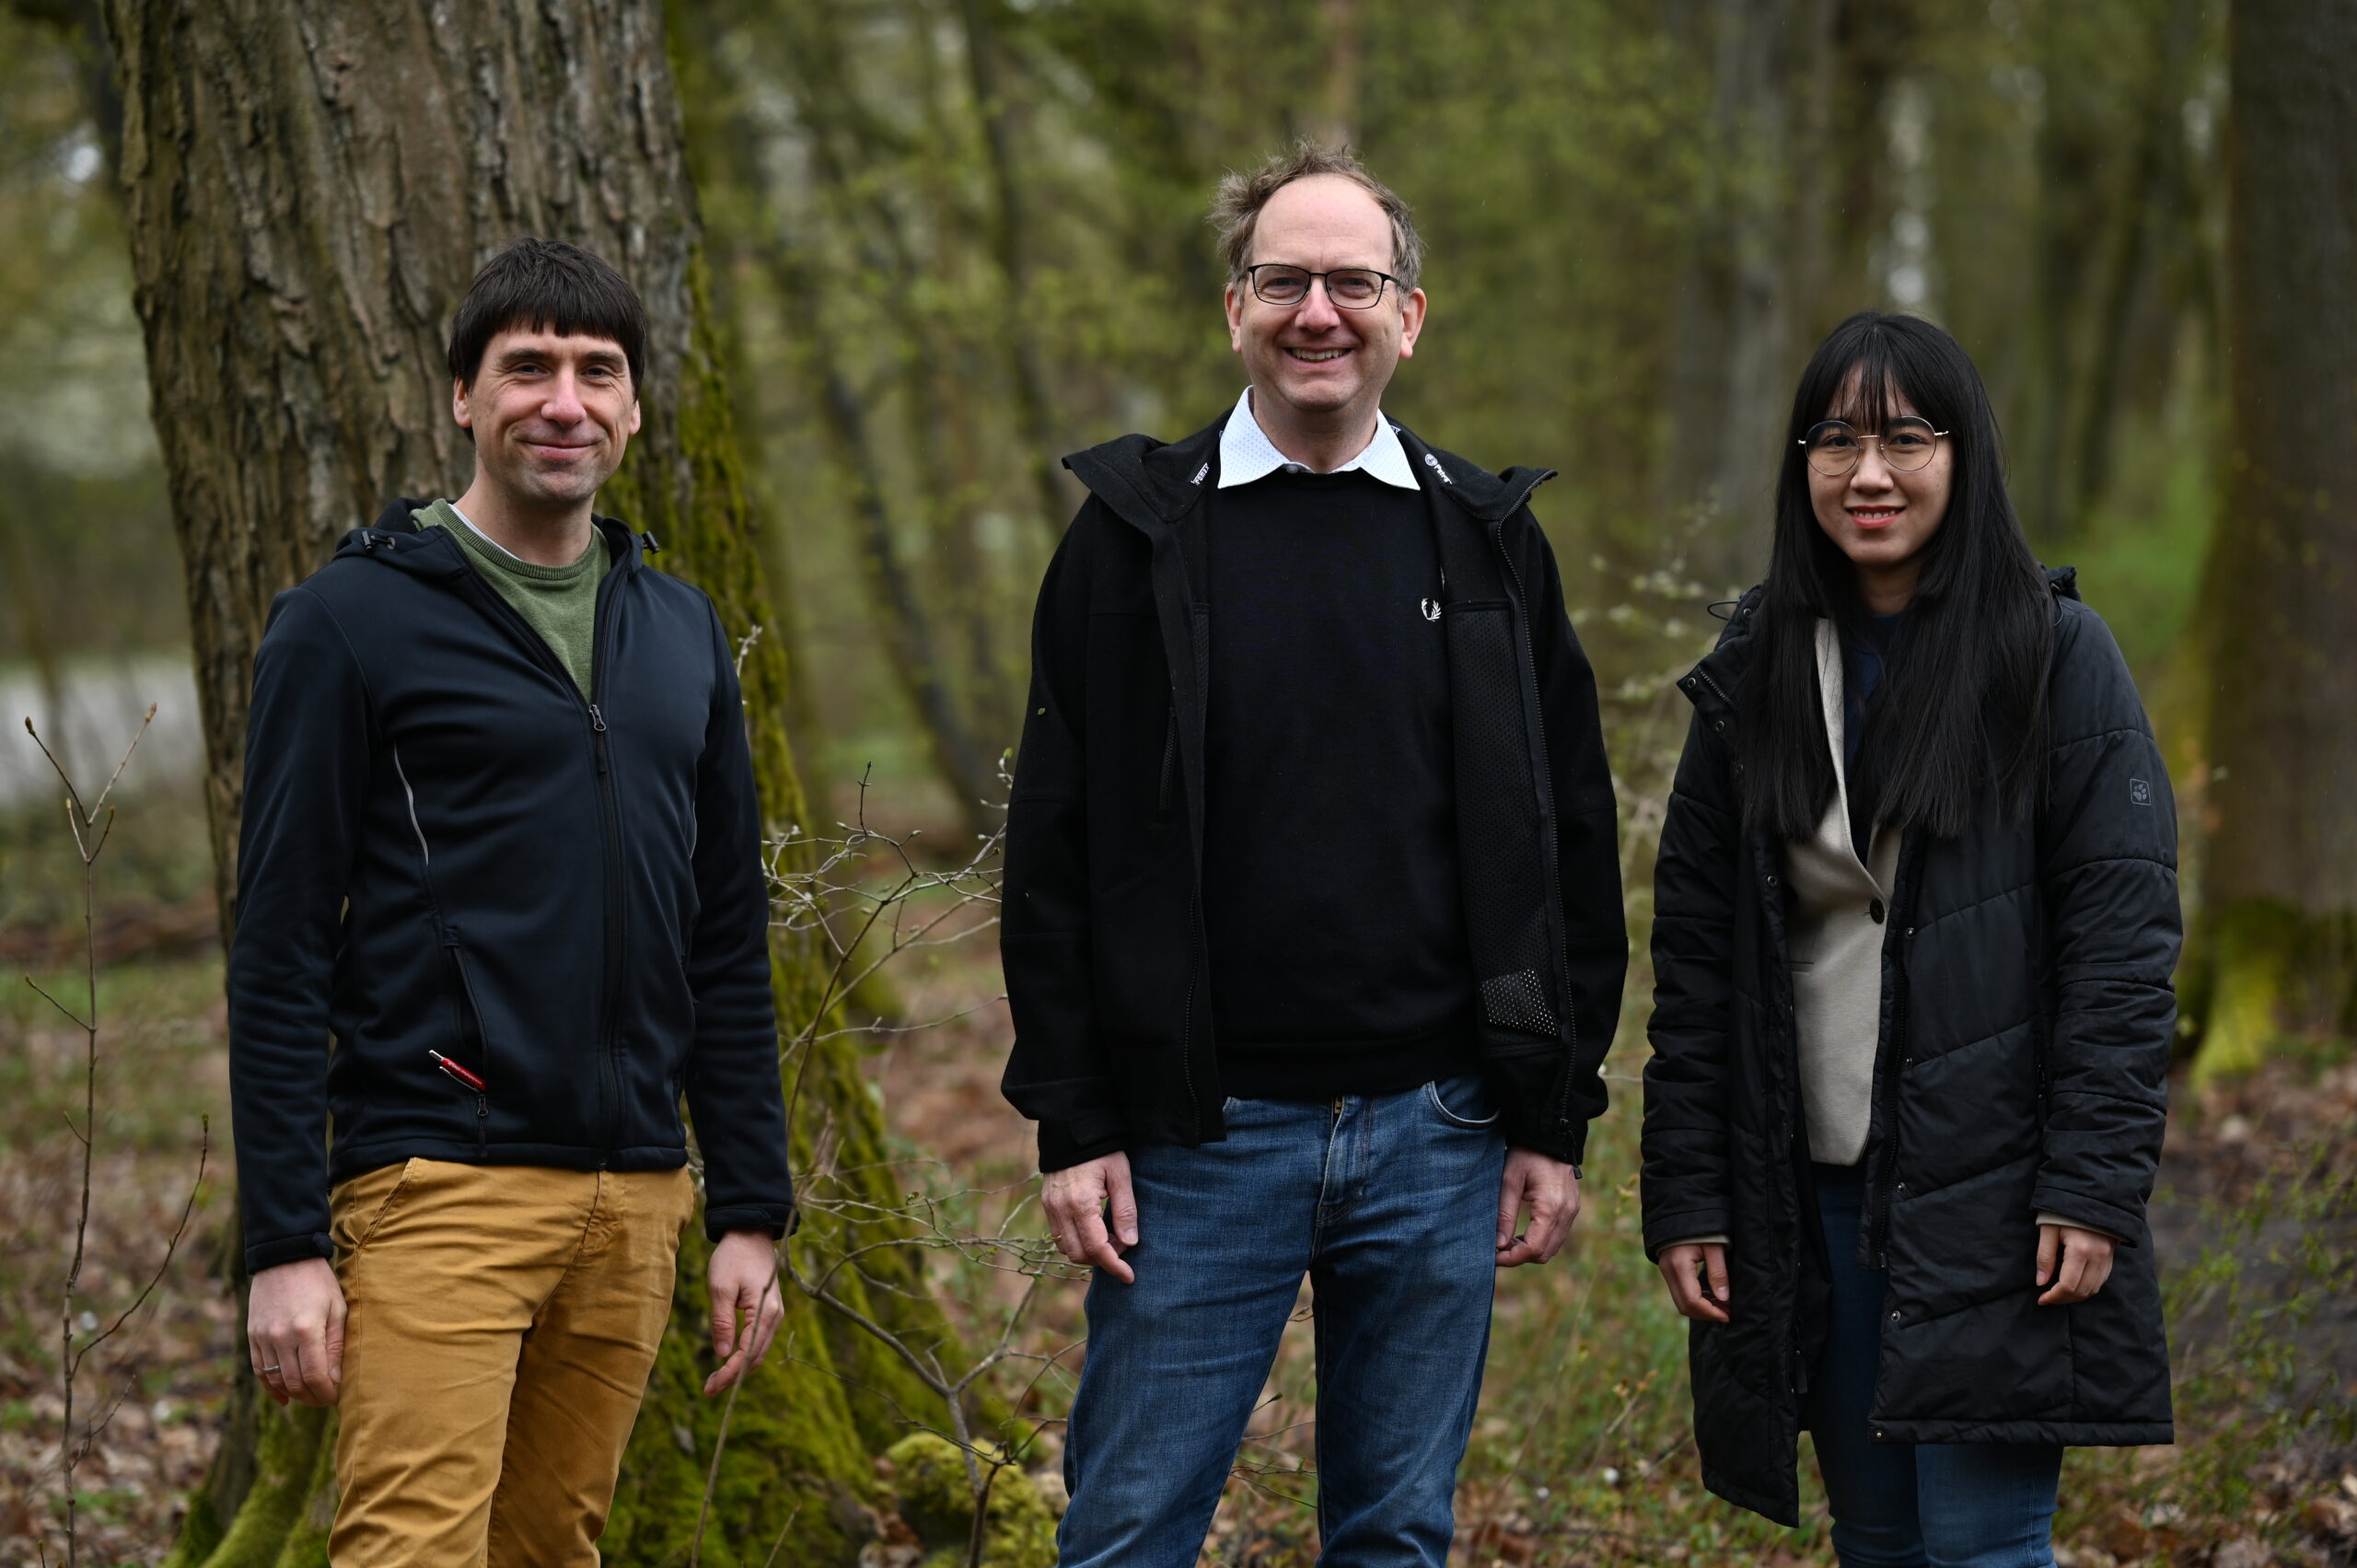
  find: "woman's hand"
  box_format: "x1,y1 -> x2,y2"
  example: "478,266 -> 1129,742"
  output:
1659,1242 -> 1731,1322
2036,1223 -> 2115,1306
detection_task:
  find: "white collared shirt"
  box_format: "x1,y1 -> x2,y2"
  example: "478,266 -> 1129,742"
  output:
1215,387 -> 1418,490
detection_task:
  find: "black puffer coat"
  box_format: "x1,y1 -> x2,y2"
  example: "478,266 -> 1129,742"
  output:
1642,570 -> 2178,1525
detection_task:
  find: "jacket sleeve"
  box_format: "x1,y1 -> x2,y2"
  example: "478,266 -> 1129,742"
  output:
2031,607 -> 2179,1245
681,598 -> 795,1239
1491,514 -> 1628,1165
228,587 -> 373,1273
999,506 -> 1125,1172
1642,706 -> 1744,1260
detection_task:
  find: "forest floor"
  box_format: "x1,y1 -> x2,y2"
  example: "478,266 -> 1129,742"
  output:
0,922 -> 2351,1567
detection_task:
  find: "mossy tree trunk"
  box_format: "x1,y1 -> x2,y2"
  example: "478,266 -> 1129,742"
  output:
2187,0 -> 2357,1079
96,3 -> 945,1562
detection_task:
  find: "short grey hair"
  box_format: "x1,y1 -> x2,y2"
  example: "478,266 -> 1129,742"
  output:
1210,140 -> 1424,294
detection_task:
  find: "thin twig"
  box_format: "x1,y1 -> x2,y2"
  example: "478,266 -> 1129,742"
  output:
689,1277 -> 784,1568
758,1502 -> 803,1568
25,710 -> 159,1568
23,976 -> 91,1034
72,1121 -> 210,1370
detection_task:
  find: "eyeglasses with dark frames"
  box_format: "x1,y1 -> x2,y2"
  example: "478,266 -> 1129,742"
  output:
1799,417 -> 1949,476
1242,263 -> 1399,310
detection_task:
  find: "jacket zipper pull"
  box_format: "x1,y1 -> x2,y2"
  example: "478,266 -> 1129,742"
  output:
588,703 -> 608,733
588,703 -> 610,774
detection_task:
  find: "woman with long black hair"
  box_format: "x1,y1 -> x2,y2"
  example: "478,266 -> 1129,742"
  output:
1641,311 -> 2178,1567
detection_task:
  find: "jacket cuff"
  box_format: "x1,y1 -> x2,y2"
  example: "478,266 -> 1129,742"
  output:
1499,1105 -> 1585,1167
2029,1183 -> 2142,1247
2036,1209 -> 2128,1246
246,1231 -> 333,1274
705,1202 -> 798,1242
1643,1206 -> 1730,1261
1037,1112 -> 1128,1173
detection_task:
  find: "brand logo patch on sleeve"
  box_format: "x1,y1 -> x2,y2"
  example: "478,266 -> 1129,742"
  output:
2130,778 -> 2152,806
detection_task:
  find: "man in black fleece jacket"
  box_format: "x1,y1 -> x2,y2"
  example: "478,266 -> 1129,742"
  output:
1003,145 -> 1627,1566
230,239 -> 791,1566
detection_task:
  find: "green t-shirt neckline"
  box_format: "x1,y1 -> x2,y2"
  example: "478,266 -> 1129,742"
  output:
415,499 -> 611,699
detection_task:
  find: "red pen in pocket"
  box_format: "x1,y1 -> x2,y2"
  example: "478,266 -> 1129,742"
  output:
428,1050 -> 486,1092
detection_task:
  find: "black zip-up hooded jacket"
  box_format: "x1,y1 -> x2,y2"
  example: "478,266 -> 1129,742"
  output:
228,500 -> 794,1274
1642,570 -> 2177,1525
1001,413 -> 1628,1170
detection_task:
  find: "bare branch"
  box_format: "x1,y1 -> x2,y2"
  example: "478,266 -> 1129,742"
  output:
88,704 -> 158,818
72,1120 -> 209,1369
733,623 -> 765,680
21,972 -> 90,1028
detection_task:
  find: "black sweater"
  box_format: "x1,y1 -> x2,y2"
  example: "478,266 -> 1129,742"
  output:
1000,413 -> 1629,1171
1202,472 -> 1476,1097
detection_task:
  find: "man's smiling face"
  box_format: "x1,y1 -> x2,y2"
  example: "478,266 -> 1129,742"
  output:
1225,174 -> 1424,429
454,326 -> 642,512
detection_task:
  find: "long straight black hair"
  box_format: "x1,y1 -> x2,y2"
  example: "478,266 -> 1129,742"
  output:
1737,311 -> 2053,841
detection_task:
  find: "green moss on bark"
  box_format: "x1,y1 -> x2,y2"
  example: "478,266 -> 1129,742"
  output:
2190,899 -> 2357,1084
177,1406 -> 330,1568
885,1434 -> 1058,1568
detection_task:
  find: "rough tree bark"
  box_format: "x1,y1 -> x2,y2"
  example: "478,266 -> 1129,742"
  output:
96,3 -> 942,1562
2188,0 -> 2357,1077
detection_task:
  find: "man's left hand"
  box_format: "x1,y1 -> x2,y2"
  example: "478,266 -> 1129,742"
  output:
705,1229 -> 784,1396
1496,1150 -> 1580,1268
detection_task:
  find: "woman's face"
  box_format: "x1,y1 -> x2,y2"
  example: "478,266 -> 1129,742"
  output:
1805,377 -> 1953,611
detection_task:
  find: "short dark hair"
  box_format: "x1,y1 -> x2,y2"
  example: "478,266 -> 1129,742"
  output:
1210,140 -> 1423,293
447,238 -> 649,389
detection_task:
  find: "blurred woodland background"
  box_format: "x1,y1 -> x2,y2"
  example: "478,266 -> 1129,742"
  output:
0,1 -> 2350,1565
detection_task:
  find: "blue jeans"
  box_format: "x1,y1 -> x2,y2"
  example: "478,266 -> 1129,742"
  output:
1056,1077 -> 1508,1568
1808,1162 -> 2063,1568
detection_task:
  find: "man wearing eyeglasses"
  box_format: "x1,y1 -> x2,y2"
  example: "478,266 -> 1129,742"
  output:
1001,141 -> 1627,1565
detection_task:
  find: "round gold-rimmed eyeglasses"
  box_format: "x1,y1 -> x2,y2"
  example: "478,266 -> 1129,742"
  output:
1799,417 -> 1948,476
1242,263 -> 1399,309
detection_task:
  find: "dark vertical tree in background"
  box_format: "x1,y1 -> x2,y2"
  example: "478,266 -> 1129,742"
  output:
2189,0 -> 2357,1077
1661,0 -> 1839,589
95,3 -> 938,1562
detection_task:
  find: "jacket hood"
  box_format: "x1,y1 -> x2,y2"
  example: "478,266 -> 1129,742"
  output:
1062,412 -> 1554,534
332,496 -> 646,578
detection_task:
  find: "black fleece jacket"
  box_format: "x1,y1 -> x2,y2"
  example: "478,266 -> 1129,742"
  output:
1001,413 -> 1628,1170
227,501 -> 794,1273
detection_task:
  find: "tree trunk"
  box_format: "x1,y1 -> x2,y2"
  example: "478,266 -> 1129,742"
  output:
97,4 -> 942,1562
2188,0 -> 2357,1078
714,0 -> 1020,833
1659,0 -> 1839,591
958,0 -> 1074,540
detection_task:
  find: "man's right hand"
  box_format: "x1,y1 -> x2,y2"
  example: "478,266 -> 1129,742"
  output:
249,1257 -> 346,1407
1658,1241 -> 1731,1323
1042,1152 -> 1139,1284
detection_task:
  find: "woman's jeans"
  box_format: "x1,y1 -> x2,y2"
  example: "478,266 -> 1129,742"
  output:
1808,1161 -> 2064,1568
1055,1077 -> 1508,1568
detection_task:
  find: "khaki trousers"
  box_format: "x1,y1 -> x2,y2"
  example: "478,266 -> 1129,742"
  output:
328,1158 -> 696,1567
